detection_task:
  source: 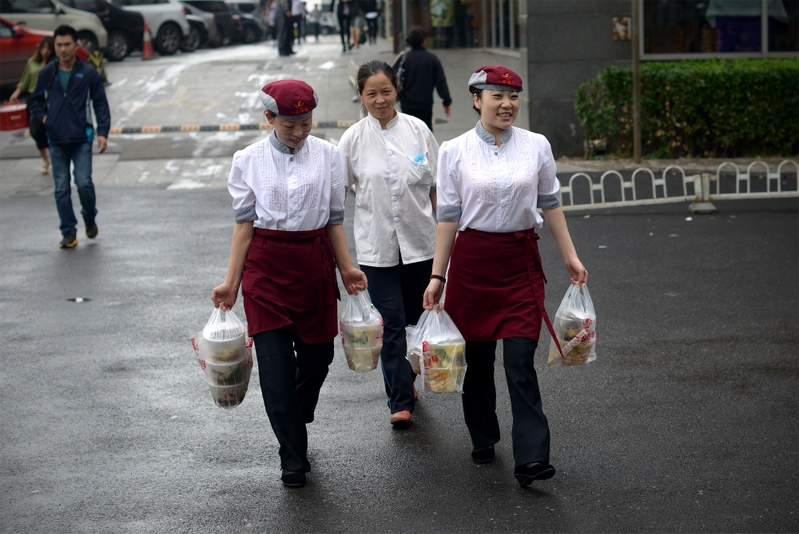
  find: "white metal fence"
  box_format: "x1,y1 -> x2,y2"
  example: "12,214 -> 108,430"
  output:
559,160 -> 799,213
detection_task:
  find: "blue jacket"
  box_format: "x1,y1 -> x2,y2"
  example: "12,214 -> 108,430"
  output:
28,58 -> 110,145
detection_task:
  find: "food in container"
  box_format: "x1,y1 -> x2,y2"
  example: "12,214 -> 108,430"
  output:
547,284 -> 597,368
202,354 -> 250,386
422,342 -> 466,393
208,380 -> 249,408
341,322 -> 383,373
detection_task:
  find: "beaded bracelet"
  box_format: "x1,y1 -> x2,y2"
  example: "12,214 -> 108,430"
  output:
430,274 -> 446,283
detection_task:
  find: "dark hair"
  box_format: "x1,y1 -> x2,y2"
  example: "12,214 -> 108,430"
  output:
53,25 -> 79,43
406,26 -> 426,48
356,60 -> 397,94
472,89 -> 482,115
33,36 -> 54,64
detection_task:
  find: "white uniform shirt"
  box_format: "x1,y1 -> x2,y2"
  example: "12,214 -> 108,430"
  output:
228,133 -> 345,230
437,122 -> 561,233
339,112 -> 439,267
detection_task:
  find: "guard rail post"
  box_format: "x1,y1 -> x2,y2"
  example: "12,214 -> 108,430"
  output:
689,173 -> 717,214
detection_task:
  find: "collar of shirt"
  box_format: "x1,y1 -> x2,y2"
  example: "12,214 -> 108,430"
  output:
268,131 -> 308,154
365,110 -> 401,132
475,120 -> 513,146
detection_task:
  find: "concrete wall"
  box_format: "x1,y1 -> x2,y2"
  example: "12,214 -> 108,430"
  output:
525,0 -> 632,157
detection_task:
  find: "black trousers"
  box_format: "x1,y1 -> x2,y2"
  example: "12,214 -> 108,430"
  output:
461,337 -> 550,468
337,14 -> 351,49
399,104 -> 433,132
276,10 -> 293,55
253,328 -> 334,473
360,258 -> 431,414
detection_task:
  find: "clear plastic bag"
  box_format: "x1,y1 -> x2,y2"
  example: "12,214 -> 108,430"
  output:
190,308 -> 253,408
405,309 -> 433,374
420,308 -> 467,393
547,284 -> 597,368
339,290 -> 384,373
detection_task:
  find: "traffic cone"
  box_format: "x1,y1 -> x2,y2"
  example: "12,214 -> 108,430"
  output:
142,22 -> 154,60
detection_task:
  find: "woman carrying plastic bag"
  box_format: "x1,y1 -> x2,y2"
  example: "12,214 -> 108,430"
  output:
211,80 -> 367,489
423,66 -> 589,488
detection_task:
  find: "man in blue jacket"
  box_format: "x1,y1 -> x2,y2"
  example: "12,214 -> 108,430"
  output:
29,25 -> 110,249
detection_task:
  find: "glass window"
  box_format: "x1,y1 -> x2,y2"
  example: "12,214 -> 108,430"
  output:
0,21 -> 14,36
8,0 -> 55,13
644,0 -> 799,55
770,0 -> 798,51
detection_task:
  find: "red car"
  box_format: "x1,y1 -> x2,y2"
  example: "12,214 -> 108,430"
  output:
0,16 -> 52,88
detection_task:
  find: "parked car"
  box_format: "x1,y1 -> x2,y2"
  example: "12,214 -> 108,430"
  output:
0,0 -> 107,52
225,0 -> 264,44
318,11 -> 337,35
181,0 -> 239,46
106,0 -> 190,55
0,15 -> 51,87
63,0 -> 143,60
177,0 -> 217,51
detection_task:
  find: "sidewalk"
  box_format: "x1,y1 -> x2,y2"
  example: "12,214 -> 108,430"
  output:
1,36 -> 795,198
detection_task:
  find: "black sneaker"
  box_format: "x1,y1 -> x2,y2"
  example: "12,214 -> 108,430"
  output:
85,222 -> 99,239
59,233 -> 78,249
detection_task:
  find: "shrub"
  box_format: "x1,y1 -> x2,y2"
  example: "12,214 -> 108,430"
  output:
575,59 -> 799,158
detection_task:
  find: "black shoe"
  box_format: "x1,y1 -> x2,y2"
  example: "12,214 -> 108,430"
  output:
514,463 -> 556,487
59,233 -> 78,249
85,221 -> 99,239
471,445 -> 495,464
281,469 -> 306,488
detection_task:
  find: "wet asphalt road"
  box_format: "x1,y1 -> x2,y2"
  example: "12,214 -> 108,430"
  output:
0,183 -> 797,532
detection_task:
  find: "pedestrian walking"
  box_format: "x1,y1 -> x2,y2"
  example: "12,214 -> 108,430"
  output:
338,60 -> 439,428
291,0 -> 305,44
8,35 -> 54,175
362,0 -> 379,44
329,0 -> 352,52
392,26 -> 452,132
307,4 -> 321,41
275,0 -> 294,55
211,80 -> 367,488
348,0 -> 364,49
422,66 -> 588,487
28,25 -> 109,249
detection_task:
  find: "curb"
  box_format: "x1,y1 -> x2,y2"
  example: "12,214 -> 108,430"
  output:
107,120 -> 358,134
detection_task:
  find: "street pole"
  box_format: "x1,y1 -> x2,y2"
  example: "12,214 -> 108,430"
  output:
392,0 -> 401,54
632,0 -> 641,163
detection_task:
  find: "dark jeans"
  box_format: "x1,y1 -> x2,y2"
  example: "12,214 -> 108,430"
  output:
399,104 -> 433,132
276,10 -> 293,55
253,328 -> 334,473
49,141 -> 96,236
360,258 -> 432,414
461,337 -> 550,468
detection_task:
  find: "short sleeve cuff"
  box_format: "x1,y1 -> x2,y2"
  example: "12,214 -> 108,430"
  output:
328,209 -> 344,225
538,193 -> 561,209
234,205 -> 257,223
437,205 -> 461,222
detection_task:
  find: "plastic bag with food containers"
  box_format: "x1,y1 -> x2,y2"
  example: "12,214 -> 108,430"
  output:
406,307 -> 467,393
339,290 -> 384,373
190,308 -> 253,408
547,284 -> 597,368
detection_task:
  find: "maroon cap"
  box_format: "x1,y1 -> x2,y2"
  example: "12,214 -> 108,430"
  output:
260,80 -> 318,120
468,65 -> 523,93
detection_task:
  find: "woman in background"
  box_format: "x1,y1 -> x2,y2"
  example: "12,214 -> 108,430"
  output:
9,36 -> 55,175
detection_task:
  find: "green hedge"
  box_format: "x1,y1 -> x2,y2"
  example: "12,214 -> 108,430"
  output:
575,58 -> 799,158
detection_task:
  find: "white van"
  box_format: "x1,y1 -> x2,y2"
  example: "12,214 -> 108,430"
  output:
0,0 -> 108,51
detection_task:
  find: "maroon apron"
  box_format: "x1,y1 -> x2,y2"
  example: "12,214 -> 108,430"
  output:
241,227 -> 340,344
444,228 -> 557,344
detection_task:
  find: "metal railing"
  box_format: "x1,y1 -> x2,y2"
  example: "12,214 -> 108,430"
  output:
559,160 -> 798,213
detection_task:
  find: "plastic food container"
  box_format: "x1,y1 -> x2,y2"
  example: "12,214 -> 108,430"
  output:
199,334 -> 246,363
422,342 -> 466,393
341,322 -> 382,373
208,381 -> 249,408
203,354 -> 250,386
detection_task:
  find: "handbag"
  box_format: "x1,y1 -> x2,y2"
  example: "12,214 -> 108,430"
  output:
395,52 -> 406,94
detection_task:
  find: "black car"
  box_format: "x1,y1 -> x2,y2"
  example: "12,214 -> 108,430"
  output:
182,0 -> 240,45
65,0 -> 144,61
226,2 -> 265,44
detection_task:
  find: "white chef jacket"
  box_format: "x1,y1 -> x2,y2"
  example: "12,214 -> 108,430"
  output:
436,121 -> 561,233
339,112 -> 439,267
228,133 -> 345,230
